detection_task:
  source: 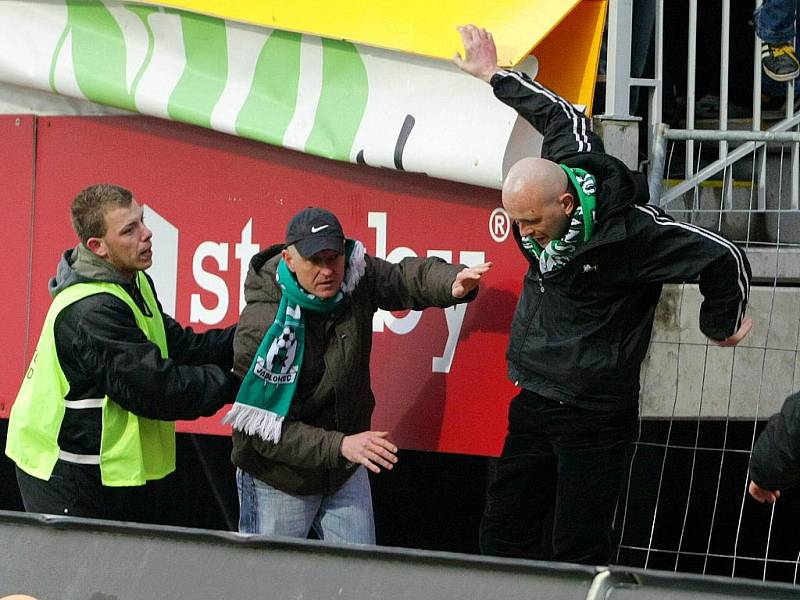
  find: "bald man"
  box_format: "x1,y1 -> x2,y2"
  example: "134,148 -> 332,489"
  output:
456,25 -> 753,565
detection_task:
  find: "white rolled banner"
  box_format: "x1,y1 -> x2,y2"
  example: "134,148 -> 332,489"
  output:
0,0 -> 542,188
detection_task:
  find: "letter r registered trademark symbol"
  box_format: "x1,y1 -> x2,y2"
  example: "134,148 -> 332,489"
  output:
488,207 -> 510,243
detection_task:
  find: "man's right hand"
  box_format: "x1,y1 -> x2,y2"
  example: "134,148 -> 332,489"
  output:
340,431 -> 398,473
453,24 -> 501,83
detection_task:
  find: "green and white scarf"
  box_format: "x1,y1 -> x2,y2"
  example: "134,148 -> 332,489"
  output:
521,164 -> 598,274
223,240 -> 366,442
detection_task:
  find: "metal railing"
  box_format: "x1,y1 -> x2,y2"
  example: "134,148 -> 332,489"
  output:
604,0 -> 800,214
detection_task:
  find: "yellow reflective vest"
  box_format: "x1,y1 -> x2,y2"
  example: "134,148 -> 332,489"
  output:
5,272 -> 175,486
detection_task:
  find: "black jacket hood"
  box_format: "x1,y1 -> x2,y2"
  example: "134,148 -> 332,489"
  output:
564,151 -> 650,221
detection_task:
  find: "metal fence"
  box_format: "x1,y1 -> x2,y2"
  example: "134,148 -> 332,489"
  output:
604,0 -> 800,585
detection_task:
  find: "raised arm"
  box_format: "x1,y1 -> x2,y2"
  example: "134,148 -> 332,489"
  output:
454,24 -> 604,159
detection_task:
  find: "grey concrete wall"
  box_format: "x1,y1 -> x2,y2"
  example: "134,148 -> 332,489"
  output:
1,511 -> 797,600
641,280 -> 800,419
0,511 -> 597,600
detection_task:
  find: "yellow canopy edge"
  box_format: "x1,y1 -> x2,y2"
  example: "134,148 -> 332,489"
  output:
535,0 -> 607,114
133,0 -> 592,67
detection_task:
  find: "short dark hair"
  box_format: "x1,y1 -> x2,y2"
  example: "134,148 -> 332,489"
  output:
71,184 -> 133,244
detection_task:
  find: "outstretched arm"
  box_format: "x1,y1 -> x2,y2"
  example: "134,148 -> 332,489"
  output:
368,255 -> 488,311
68,296 -> 238,420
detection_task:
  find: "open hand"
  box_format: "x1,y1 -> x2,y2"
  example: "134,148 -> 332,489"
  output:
341,431 -> 398,473
452,262 -> 492,298
453,25 -> 500,82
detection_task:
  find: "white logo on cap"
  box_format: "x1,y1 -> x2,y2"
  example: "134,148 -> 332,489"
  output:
311,225 -> 329,233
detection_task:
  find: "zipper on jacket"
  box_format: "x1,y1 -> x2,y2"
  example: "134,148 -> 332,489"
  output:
534,269 -> 544,293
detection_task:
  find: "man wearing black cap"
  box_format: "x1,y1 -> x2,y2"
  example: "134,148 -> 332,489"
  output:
225,207 -> 491,544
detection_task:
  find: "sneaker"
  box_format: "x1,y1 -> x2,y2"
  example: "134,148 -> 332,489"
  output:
762,42 -> 800,82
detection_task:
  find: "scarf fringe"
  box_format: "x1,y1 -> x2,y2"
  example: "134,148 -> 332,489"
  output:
342,240 -> 366,293
222,403 -> 284,443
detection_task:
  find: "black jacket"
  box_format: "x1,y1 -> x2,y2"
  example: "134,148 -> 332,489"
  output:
51,244 -> 239,458
750,392 -> 800,491
493,70 -> 752,410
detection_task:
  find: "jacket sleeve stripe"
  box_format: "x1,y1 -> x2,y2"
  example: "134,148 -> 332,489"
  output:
497,70 -> 592,152
634,205 -> 750,331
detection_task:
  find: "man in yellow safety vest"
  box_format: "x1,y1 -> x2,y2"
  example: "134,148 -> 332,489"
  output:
6,184 -> 239,521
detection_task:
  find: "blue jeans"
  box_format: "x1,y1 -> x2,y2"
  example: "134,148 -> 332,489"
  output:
755,0 -> 797,44
479,389 -> 638,565
236,467 -> 376,544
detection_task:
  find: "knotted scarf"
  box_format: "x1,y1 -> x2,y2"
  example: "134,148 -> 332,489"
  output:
521,164 -> 598,274
223,240 -> 366,442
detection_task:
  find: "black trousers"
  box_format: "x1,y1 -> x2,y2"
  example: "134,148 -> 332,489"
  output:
479,389 -> 638,565
16,461 -> 156,522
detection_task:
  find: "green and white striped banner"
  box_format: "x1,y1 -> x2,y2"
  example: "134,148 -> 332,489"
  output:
0,0 -> 541,188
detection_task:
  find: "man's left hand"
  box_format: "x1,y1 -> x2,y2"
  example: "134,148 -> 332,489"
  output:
713,315 -> 753,347
452,262 -> 492,298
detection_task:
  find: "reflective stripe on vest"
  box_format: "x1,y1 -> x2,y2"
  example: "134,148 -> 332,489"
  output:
58,449 -> 100,465
5,271 -> 175,486
64,398 -> 104,409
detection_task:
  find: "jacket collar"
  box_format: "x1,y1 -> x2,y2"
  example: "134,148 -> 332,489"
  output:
512,210 -> 628,272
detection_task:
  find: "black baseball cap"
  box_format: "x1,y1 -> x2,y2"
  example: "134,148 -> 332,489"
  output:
285,207 -> 345,258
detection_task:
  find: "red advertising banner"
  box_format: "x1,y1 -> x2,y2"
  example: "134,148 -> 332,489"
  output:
0,116 -> 35,420
20,115 -> 527,456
